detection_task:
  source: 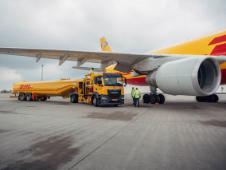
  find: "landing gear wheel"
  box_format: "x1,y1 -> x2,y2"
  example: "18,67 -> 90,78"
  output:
143,94 -> 150,104
158,94 -> 165,104
149,94 -> 165,104
196,96 -> 201,102
210,94 -> 219,103
93,96 -> 99,107
150,94 -> 157,104
196,94 -> 219,103
26,94 -> 33,101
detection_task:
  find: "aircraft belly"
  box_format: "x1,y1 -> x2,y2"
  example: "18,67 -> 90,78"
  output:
126,76 -> 147,86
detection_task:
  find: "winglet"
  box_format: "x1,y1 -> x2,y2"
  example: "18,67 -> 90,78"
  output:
100,37 -> 112,52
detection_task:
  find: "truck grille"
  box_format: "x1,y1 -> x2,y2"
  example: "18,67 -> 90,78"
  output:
108,90 -> 121,99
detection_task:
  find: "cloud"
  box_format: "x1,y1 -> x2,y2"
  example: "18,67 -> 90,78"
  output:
0,0 -> 226,89
0,67 -> 22,90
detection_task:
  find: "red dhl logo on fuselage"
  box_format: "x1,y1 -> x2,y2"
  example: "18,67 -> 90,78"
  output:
19,84 -> 32,90
209,34 -> 226,56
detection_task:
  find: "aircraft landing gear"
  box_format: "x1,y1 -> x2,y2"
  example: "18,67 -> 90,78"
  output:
143,93 -> 165,104
196,94 -> 219,103
143,86 -> 165,104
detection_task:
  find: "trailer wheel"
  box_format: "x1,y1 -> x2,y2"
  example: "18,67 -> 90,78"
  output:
18,93 -> 26,101
93,96 -> 99,107
18,95 -> 21,101
40,96 -> 47,101
26,94 -> 33,101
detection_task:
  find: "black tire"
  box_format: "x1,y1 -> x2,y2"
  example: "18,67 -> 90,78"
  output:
196,96 -> 209,102
93,96 -> 99,107
155,95 -> 160,103
18,93 -> 26,101
214,94 -> 219,103
196,94 -> 219,103
70,94 -> 78,103
210,94 -> 219,103
143,94 -> 150,103
150,94 -> 157,104
26,94 -> 33,101
196,96 -> 201,102
158,94 -> 165,104
18,95 -> 21,101
40,96 -> 47,101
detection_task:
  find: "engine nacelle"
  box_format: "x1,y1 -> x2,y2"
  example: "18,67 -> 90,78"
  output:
147,57 -> 221,96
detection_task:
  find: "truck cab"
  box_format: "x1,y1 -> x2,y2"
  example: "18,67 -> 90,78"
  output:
70,73 -> 125,106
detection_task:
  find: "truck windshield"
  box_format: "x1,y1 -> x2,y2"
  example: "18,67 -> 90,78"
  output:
103,74 -> 124,86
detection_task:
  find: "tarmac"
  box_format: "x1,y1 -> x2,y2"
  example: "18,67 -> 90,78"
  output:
0,93 -> 226,170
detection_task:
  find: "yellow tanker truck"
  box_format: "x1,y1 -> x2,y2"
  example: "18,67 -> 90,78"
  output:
12,72 -> 125,106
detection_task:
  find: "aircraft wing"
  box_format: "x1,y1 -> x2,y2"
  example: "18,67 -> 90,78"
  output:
0,48 -> 226,73
72,66 -> 103,72
0,47 -> 162,72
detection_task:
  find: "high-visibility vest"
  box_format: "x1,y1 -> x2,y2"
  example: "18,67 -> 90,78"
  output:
134,89 -> 141,99
131,89 -> 135,98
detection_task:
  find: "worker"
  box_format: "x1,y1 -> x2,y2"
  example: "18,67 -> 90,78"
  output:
134,87 -> 141,107
131,87 -> 135,106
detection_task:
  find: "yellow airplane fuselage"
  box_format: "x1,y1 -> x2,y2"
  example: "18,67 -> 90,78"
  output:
106,30 -> 226,85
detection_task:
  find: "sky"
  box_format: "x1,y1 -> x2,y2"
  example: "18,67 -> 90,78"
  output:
0,0 -> 226,90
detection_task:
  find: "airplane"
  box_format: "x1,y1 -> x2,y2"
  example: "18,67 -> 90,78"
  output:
0,30 -> 226,104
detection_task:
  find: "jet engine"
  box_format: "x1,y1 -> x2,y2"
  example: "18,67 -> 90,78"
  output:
146,57 -> 221,96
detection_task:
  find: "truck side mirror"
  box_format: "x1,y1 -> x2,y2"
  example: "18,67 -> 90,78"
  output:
124,78 -> 127,87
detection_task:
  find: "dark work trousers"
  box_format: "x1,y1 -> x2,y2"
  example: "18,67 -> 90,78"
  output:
134,98 -> 140,107
133,97 -> 136,106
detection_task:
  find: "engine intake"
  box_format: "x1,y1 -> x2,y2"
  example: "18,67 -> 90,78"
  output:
147,57 -> 221,96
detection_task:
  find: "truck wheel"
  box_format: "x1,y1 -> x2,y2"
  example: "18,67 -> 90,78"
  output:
70,94 -> 78,103
93,96 -> 99,107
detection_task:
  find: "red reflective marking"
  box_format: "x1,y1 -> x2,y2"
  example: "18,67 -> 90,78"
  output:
209,35 -> 226,45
